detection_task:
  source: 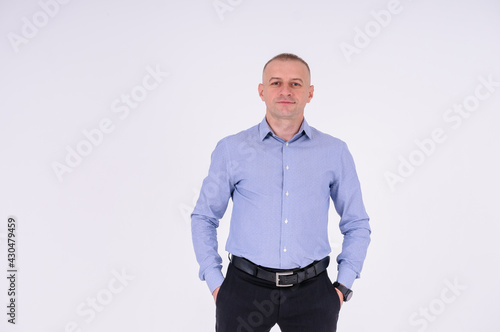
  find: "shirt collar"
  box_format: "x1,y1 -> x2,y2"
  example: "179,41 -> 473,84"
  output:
258,116 -> 313,141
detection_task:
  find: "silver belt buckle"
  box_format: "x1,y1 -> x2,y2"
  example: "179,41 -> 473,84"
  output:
276,271 -> 294,287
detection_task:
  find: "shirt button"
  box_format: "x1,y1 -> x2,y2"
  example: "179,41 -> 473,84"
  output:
286,142 -> 289,146
285,191 -> 289,196
285,219 -> 288,224
286,165 -> 289,170
283,248 -> 287,252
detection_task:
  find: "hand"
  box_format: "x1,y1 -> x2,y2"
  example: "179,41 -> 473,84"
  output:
335,287 -> 344,308
212,286 -> 220,303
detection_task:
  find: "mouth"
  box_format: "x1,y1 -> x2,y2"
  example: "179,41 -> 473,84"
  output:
276,100 -> 295,104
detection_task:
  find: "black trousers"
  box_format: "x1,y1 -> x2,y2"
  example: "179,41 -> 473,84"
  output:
216,262 -> 341,332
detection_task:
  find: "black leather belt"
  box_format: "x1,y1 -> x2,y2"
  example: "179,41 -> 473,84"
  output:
230,255 -> 330,287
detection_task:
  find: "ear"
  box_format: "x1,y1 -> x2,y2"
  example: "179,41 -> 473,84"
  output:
307,85 -> 314,103
258,83 -> 265,101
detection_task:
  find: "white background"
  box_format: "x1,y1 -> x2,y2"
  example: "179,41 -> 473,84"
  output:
1,0 -> 499,331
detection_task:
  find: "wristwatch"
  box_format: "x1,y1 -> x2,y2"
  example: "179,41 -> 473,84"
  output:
333,282 -> 353,302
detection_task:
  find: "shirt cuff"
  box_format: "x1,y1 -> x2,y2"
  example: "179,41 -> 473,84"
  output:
336,265 -> 358,289
205,268 -> 225,294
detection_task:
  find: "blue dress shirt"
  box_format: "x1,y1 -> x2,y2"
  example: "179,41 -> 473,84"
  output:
191,117 -> 371,293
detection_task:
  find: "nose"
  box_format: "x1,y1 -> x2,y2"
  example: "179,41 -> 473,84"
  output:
279,85 -> 292,96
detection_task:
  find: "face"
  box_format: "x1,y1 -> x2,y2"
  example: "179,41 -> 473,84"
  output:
258,60 -> 314,121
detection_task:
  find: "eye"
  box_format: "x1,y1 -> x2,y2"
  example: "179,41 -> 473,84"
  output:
271,82 -> 280,86
292,82 -> 301,87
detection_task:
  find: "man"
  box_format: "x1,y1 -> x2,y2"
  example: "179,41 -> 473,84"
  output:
191,53 -> 371,332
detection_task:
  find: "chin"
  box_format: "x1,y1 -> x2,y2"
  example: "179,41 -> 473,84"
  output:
275,107 -> 296,114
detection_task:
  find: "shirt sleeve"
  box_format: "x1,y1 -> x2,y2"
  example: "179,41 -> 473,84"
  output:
330,142 -> 371,289
191,139 -> 234,294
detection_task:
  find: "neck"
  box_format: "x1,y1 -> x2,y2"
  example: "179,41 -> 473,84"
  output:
265,114 -> 303,142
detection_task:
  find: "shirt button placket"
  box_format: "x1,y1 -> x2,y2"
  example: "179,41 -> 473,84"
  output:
282,141 -> 290,259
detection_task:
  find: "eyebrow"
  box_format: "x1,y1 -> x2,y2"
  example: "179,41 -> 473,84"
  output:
269,77 -> 304,83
